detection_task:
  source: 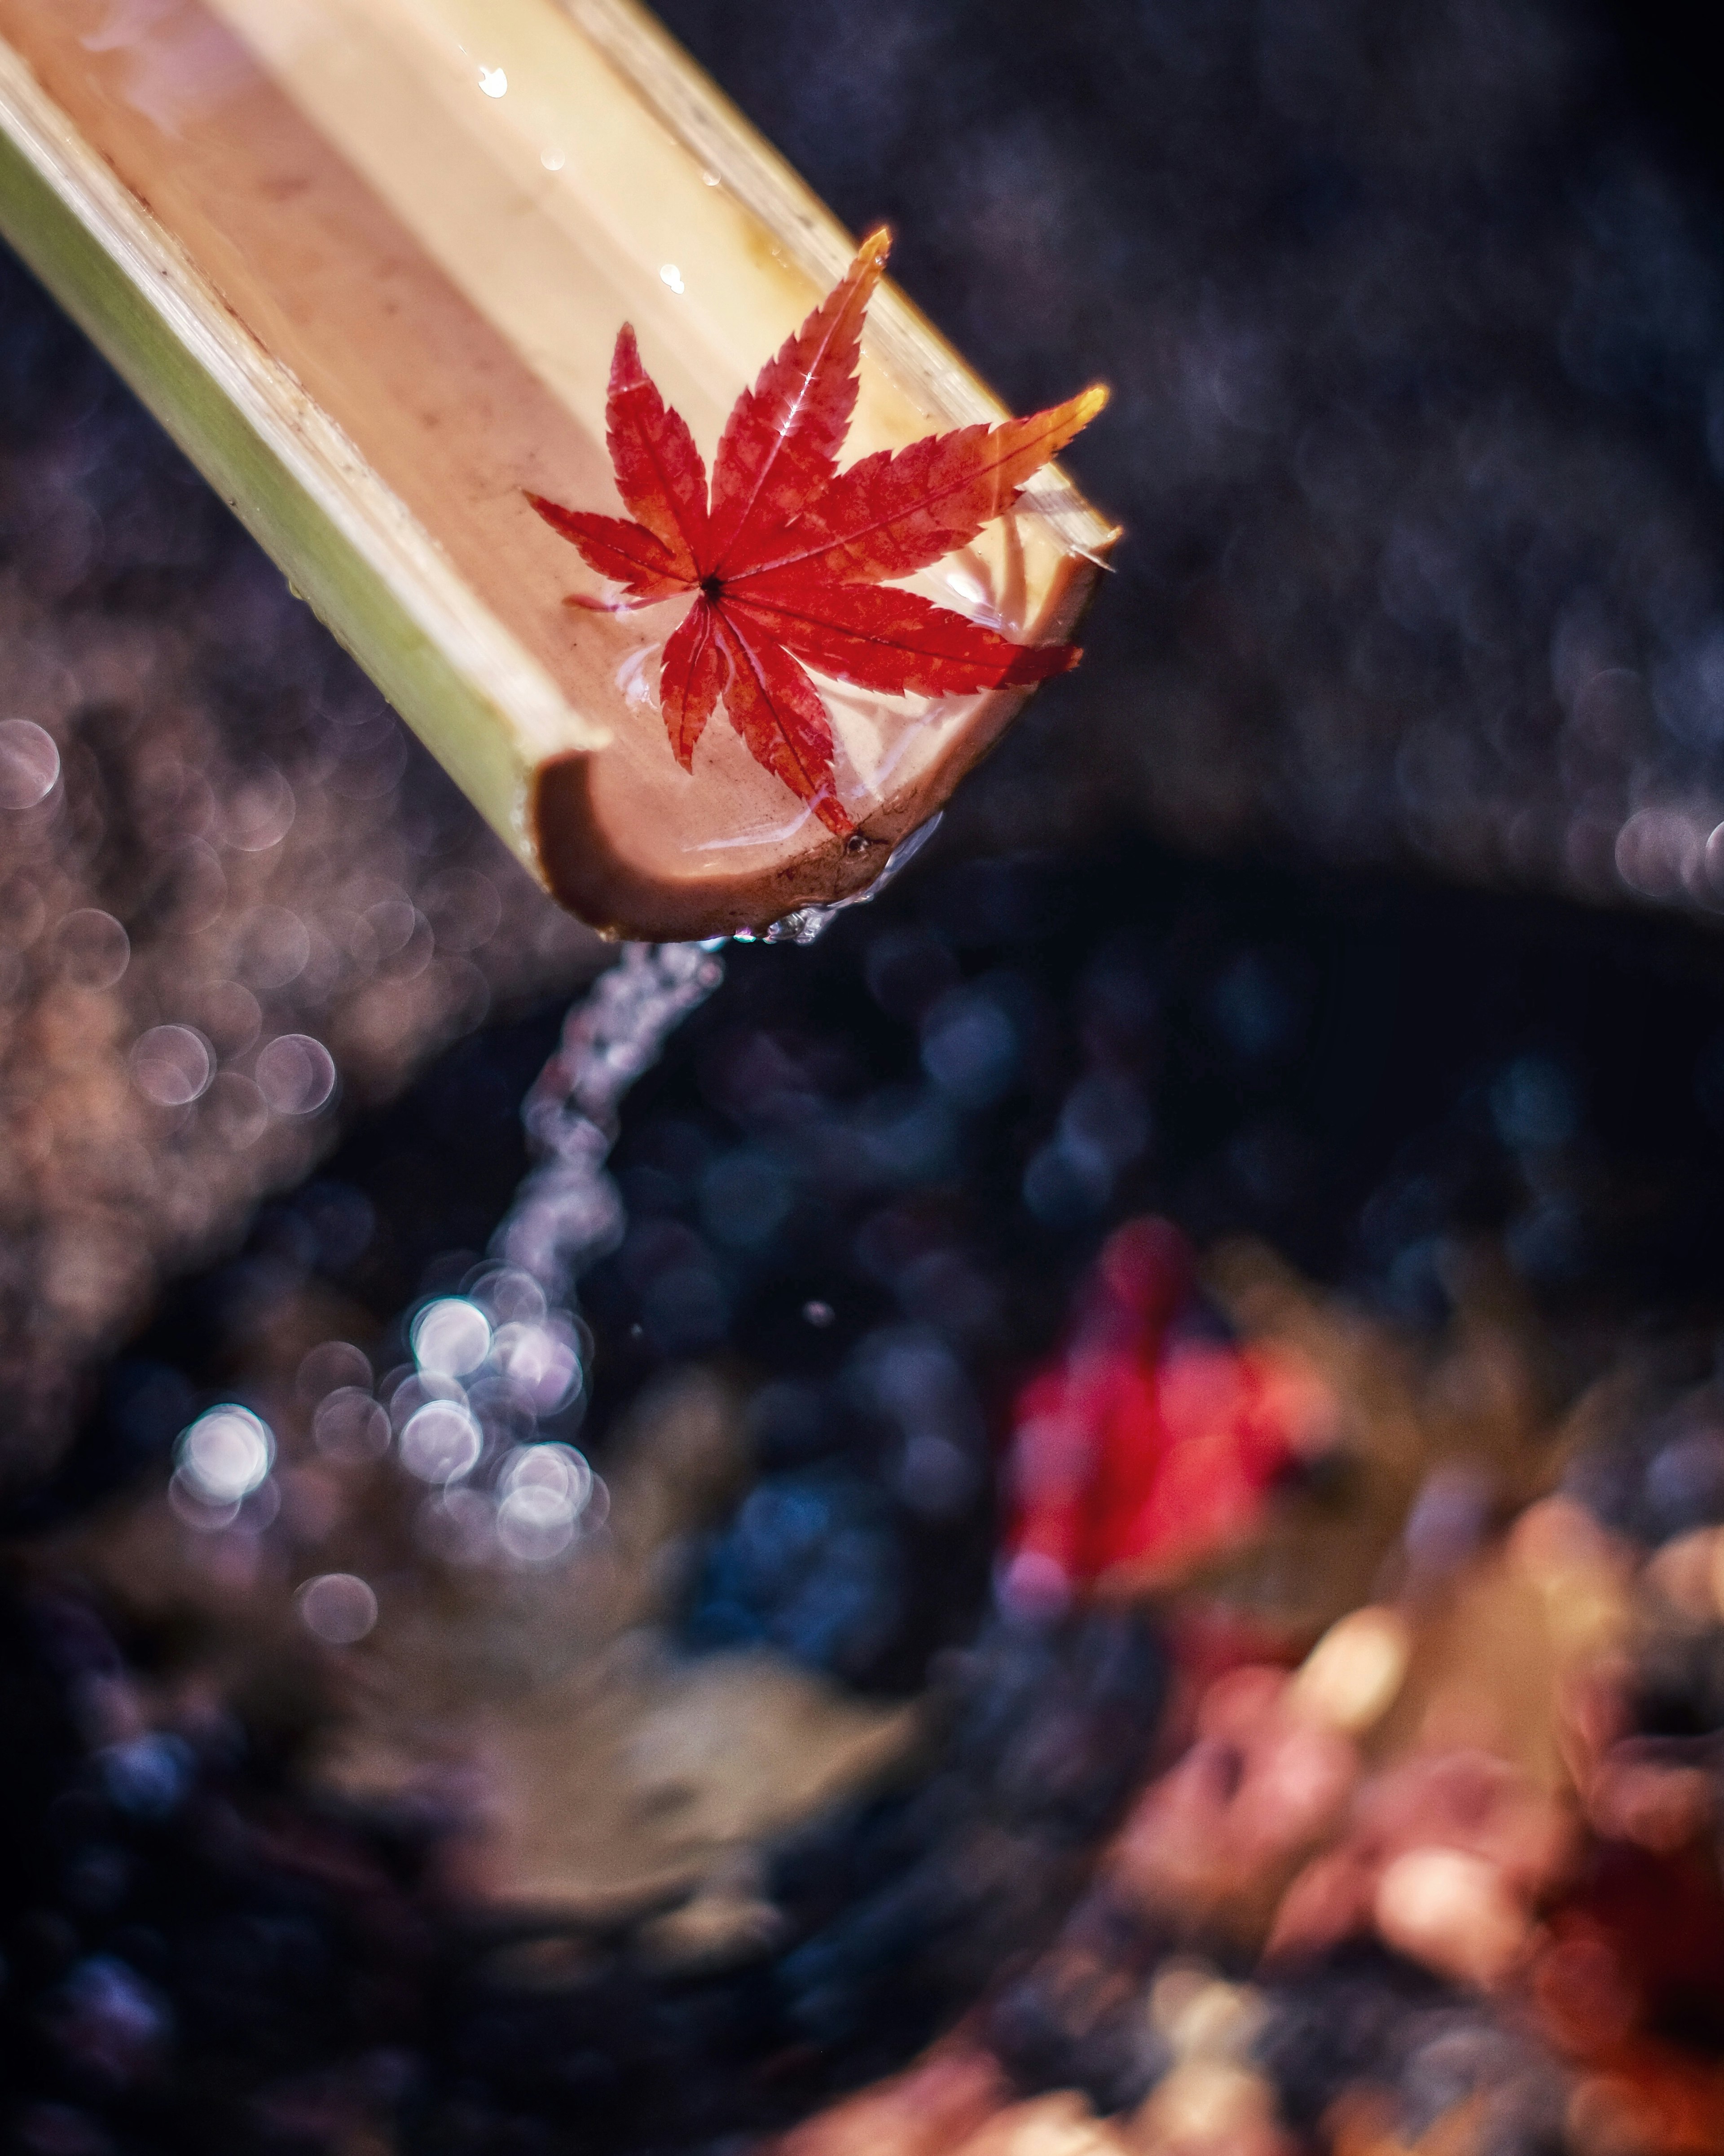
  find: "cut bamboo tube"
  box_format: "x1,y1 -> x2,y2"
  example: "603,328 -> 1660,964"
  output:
0,0 -> 1115,939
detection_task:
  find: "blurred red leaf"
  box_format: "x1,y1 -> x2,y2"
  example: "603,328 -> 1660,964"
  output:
1001,1217 -> 1320,1599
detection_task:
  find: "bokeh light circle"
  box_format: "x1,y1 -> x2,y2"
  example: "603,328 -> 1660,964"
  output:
0,719 -> 59,808
131,1025 -> 213,1107
255,1033 -> 337,1115
295,1572 -> 378,1644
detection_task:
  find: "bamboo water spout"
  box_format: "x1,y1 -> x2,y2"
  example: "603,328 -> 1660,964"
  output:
0,0 -> 1115,939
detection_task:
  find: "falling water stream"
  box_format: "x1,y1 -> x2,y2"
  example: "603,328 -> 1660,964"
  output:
297,815 -> 948,1553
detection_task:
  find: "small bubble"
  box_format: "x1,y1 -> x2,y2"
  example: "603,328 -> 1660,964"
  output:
366,898 -> 418,957
341,889 -> 411,967
435,956 -> 492,1031
131,1024 -> 213,1107
255,1033 -> 337,1115
660,263 -> 686,294
296,1572 -> 378,1644
479,64 -> 507,96
802,1299 -> 835,1327
0,718 -> 59,807
541,145 -> 566,171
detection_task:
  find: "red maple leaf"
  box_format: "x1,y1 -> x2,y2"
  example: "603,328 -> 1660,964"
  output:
525,230 -> 1107,836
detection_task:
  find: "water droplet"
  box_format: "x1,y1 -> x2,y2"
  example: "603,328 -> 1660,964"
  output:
660,263 -> 686,294
541,145 -> 565,171
616,644 -> 661,705
479,65 -> 507,96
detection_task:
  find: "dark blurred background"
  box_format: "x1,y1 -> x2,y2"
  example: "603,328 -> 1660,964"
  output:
8,3 -> 1724,2152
